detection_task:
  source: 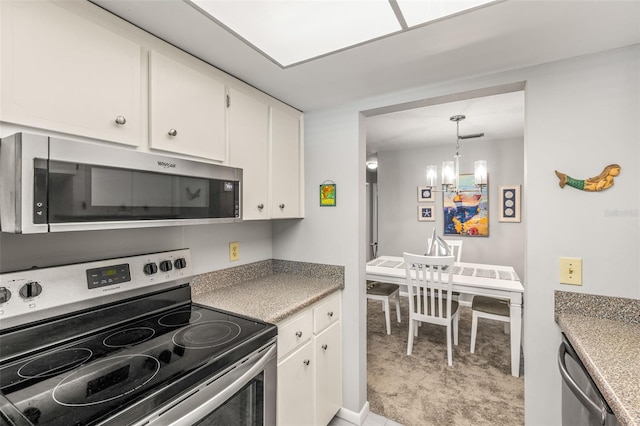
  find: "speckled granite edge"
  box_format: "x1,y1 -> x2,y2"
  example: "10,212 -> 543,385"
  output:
554,290 -> 640,323
555,290 -> 640,426
557,314 -> 640,426
192,272 -> 344,323
191,259 -> 344,297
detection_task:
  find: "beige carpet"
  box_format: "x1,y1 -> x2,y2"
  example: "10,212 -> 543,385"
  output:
367,297 -> 524,426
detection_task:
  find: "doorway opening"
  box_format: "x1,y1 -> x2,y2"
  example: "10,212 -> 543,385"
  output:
362,82 -> 526,425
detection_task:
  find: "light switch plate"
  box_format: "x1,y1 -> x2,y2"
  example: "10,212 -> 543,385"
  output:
229,242 -> 239,262
559,257 -> 582,285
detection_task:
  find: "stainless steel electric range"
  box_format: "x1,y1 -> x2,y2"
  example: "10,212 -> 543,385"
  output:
0,249 -> 277,426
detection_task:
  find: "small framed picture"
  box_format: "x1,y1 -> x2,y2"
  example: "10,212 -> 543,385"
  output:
418,204 -> 435,222
320,182 -> 336,207
499,185 -> 521,222
417,186 -> 435,202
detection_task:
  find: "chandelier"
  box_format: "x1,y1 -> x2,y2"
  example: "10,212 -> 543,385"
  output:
425,114 -> 487,193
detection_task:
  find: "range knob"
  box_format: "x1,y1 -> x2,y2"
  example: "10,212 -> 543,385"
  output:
174,258 -> 187,269
19,282 -> 42,299
143,262 -> 158,275
0,287 -> 12,304
159,260 -> 173,272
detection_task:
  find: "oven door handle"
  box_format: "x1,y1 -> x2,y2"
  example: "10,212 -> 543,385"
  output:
143,343 -> 276,426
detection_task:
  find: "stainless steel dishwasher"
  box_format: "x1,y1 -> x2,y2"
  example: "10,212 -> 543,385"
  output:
558,334 -> 620,426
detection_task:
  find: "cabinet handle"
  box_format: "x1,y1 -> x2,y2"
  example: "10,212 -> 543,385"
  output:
327,311 -> 334,318
322,344 -> 328,351
258,204 -> 264,210
115,116 -> 127,125
303,359 -> 310,366
168,129 -> 178,137
279,204 -> 285,209
295,331 -> 302,338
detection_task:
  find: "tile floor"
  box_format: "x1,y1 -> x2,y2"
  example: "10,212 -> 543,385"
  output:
328,412 -> 403,426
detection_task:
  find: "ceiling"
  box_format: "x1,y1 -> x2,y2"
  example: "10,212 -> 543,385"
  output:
366,90 -> 525,158
90,0 -> 639,157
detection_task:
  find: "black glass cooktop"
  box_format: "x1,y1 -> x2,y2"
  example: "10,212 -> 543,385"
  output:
0,287 -> 276,426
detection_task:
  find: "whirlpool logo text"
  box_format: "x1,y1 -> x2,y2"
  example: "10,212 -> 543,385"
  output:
157,161 -> 176,169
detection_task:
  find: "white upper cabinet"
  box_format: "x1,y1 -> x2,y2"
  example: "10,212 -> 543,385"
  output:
228,88 -> 270,220
0,1 -> 142,146
228,91 -> 304,221
149,50 -> 226,162
271,107 -> 303,219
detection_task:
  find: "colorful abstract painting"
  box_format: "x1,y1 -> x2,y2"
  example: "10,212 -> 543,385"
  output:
443,174 -> 489,236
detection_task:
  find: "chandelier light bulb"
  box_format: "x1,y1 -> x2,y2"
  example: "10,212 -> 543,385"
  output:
474,160 -> 487,185
426,165 -> 437,187
442,161 -> 455,186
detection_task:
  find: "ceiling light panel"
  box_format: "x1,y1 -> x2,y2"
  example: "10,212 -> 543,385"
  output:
396,0 -> 497,27
189,0 -> 402,66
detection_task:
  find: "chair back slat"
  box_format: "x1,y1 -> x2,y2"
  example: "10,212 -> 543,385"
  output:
403,252 -> 455,326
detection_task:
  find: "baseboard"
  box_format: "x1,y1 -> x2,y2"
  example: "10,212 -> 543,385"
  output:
336,401 -> 370,425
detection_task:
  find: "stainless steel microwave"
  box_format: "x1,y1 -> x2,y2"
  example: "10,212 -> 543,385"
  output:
0,133 -> 242,233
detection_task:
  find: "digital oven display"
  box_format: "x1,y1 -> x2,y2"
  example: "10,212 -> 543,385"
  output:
86,263 -> 131,289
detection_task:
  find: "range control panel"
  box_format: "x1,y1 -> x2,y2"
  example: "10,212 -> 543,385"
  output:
0,248 -> 192,330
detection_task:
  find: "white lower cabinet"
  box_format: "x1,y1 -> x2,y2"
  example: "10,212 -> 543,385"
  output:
277,341 -> 315,426
277,292 -> 342,426
314,321 -> 342,425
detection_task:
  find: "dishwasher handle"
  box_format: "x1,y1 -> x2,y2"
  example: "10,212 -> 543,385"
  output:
558,340 -> 607,425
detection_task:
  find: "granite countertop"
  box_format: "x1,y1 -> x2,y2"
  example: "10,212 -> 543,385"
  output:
555,291 -> 640,426
191,259 -> 344,324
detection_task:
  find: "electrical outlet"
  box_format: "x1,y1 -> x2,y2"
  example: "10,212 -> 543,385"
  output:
229,242 -> 239,262
559,257 -> 582,285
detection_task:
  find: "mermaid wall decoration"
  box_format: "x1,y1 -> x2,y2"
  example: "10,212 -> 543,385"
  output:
554,164 -> 621,192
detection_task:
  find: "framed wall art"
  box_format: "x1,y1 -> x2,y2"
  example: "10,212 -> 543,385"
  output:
320,181 -> 336,206
499,185 -> 521,222
417,186 -> 435,202
443,174 -> 489,236
418,204 -> 435,222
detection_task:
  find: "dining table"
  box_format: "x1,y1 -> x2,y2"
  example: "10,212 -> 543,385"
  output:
366,255 -> 524,377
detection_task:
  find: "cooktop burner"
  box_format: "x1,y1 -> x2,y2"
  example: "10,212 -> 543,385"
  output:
103,327 -> 156,348
52,354 -> 161,407
173,320 -> 242,349
158,309 -> 203,327
17,348 -> 93,379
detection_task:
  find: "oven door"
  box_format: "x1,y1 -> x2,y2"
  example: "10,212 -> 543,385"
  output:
130,342 -> 276,426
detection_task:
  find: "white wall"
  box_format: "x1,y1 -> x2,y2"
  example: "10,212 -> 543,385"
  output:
0,221 -> 273,274
377,137 -> 525,278
274,44 -> 640,425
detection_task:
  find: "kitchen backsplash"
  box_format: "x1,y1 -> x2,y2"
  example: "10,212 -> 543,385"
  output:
555,290 -> 640,324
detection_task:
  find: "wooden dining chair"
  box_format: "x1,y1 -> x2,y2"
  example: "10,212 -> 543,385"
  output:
404,252 -> 459,366
366,281 -> 401,334
470,295 -> 510,353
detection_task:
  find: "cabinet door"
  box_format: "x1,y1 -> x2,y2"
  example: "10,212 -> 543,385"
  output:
149,50 -> 226,161
270,107 -> 302,219
228,88 -> 270,220
315,321 -> 342,426
0,1 -> 141,146
277,342 -> 314,426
